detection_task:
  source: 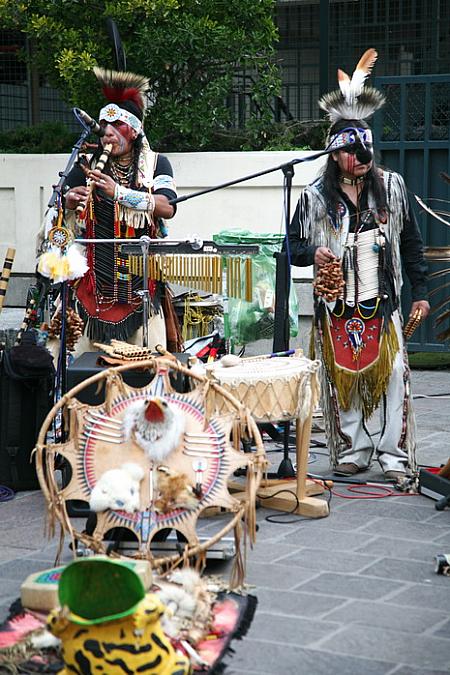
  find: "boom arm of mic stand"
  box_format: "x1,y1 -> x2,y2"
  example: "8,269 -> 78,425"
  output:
167,146 -> 338,206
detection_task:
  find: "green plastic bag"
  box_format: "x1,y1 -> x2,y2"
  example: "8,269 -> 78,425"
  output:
213,230 -> 299,345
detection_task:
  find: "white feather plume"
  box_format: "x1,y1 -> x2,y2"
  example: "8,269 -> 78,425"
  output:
341,48 -> 378,103
320,48 -> 384,122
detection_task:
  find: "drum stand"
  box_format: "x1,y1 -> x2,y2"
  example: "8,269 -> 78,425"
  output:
256,410 -> 329,518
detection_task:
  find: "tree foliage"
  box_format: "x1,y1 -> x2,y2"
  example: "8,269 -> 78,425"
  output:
0,0 -> 281,151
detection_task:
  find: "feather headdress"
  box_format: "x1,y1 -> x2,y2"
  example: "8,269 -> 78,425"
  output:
319,48 -> 385,123
94,67 -> 150,118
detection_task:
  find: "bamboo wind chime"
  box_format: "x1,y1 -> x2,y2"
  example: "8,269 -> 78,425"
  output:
0,247 -> 15,315
128,254 -> 253,301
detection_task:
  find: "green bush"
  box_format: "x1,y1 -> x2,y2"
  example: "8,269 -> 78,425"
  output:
0,122 -> 78,153
0,0 -> 281,153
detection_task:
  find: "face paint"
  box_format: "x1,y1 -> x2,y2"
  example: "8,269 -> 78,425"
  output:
345,153 -> 356,174
101,121 -> 136,157
334,147 -> 373,179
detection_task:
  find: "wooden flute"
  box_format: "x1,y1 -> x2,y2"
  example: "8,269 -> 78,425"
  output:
0,247 -> 16,315
76,143 -> 113,216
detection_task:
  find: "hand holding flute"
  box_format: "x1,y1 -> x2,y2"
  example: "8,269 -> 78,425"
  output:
65,143 -> 113,214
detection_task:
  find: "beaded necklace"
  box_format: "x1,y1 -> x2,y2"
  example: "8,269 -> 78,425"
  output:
340,175 -> 365,186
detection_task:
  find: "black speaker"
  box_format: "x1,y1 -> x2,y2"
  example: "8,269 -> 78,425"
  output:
66,351 -> 190,404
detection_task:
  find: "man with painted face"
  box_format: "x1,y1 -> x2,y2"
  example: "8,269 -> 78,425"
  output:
64,68 -> 180,352
288,50 -> 429,481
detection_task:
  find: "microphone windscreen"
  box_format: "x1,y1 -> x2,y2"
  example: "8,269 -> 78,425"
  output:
355,147 -> 373,164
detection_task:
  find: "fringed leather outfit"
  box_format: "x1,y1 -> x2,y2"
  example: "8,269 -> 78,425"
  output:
289,170 -> 428,472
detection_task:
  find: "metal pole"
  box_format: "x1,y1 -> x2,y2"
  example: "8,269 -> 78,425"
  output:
319,0 -> 330,105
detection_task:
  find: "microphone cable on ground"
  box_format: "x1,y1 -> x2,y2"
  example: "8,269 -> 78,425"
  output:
257,480 -> 332,524
307,472 -> 421,499
0,485 -> 15,502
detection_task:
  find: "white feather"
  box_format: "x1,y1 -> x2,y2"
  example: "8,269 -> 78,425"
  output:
349,48 -> 378,100
65,243 -> 89,279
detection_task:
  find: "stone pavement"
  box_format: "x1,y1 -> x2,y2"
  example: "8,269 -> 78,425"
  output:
1,369 -> 450,674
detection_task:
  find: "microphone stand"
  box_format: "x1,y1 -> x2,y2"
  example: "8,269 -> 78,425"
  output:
46,117 -> 92,405
168,147 -> 335,477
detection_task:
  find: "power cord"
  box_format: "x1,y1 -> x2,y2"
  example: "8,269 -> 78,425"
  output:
0,485 -> 15,502
307,472 -> 420,499
257,482 -> 332,524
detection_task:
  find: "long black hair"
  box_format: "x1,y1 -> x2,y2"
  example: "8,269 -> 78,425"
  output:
322,118 -> 387,215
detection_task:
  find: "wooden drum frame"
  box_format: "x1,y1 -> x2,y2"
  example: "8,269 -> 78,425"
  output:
207,355 -> 329,518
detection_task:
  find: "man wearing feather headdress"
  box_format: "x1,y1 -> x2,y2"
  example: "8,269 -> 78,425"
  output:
288,49 -> 430,480
63,68 -> 181,351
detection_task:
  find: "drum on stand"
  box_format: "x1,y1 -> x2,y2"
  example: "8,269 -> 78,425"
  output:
207,354 -> 329,518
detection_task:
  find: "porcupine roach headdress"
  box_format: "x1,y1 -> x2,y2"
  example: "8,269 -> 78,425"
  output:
94,67 -> 156,189
94,67 -> 150,132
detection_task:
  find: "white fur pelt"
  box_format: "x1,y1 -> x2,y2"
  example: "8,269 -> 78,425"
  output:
89,462 -> 144,513
157,569 -> 213,643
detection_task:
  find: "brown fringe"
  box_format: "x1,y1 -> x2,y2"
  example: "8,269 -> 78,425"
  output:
321,317 -> 399,419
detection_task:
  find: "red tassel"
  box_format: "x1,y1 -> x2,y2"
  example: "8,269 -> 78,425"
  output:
85,269 -> 95,295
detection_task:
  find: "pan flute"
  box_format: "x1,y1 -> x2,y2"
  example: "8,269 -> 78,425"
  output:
128,253 -> 253,301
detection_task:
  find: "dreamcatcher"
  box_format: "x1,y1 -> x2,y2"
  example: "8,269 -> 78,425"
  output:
35,358 -> 266,583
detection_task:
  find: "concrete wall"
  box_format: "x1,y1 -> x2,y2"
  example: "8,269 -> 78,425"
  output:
0,151 -> 322,349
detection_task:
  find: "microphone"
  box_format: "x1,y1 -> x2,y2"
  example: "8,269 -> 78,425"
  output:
355,144 -> 373,165
341,139 -> 373,165
73,108 -> 105,137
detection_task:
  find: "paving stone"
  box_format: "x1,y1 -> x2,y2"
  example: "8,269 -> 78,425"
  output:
0,579 -> 22,621
336,498 -> 436,522
322,599 -> 447,633
431,618 -> 450,639
318,624 -> 450,671
308,509 -> 382,531
1,369 -> 449,674
0,556 -> 62,583
245,560 -> 319,590
243,540 -> 303,563
0,521 -> 51,549
276,547 -> 379,573
229,639 -> 394,675
360,557 -> 449,585
423,510 -> 450,525
245,611 -> 339,647
383,583 -> 450,612
0,546 -> 34,562
254,588 -> 346,618
388,668 -> 450,675
294,572 -> 403,600
355,536 -> 443,562
361,517 -> 448,542
0,491 -> 45,524
281,526 -> 379,551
